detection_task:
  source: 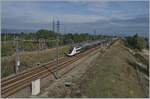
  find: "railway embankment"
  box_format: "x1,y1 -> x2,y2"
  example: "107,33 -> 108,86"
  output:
80,40 -> 149,98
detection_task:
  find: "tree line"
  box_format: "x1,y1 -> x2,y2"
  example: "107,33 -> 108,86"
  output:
1,29 -> 112,44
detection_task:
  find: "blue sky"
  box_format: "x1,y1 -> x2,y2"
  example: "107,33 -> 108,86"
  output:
1,1 -> 149,36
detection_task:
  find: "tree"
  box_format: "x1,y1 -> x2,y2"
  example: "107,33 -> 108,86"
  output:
136,37 -> 146,51
126,34 -> 146,51
36,29 -> 57,39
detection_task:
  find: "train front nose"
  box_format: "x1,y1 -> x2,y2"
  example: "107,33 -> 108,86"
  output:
67,53 -> 72,56
67,47 -> 76,56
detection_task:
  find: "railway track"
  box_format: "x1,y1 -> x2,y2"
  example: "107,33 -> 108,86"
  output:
1,46 -> 100,98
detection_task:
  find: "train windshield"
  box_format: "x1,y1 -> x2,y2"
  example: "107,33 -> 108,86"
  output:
68,47 -> 73,54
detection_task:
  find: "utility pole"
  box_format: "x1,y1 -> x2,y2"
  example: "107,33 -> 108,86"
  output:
49,19 -> 60,79
94,29 -> 96,40
5,33 -> 7,41
4,32 -> 7,44
13,33 -> 16,45
52,20 -> 60,79
56,20 -> 60,70
52,19 -> 55,32
15,36 -> 20,73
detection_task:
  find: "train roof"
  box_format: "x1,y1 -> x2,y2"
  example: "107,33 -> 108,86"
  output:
79,40 -> 101,48
72,39 -> 112,48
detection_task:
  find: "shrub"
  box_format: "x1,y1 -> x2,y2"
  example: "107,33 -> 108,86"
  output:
126,34 -> 146,51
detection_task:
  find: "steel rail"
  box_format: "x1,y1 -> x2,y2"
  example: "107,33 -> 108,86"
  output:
1,57 -> 69,86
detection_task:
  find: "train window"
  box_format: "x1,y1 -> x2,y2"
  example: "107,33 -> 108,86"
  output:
68,47 -> 73,54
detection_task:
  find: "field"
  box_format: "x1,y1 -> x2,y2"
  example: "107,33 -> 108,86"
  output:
1,45 -> 70,78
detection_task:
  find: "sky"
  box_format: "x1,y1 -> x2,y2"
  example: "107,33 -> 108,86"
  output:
1,0 -> 149,37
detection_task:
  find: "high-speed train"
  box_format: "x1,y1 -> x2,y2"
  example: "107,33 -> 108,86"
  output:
67,39 -> 113,56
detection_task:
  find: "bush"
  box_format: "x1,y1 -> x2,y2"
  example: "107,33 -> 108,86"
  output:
136,37 -> 146,51
126,34 -> 146,51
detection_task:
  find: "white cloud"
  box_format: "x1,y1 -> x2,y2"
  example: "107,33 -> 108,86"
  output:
2,1 -> 110,24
